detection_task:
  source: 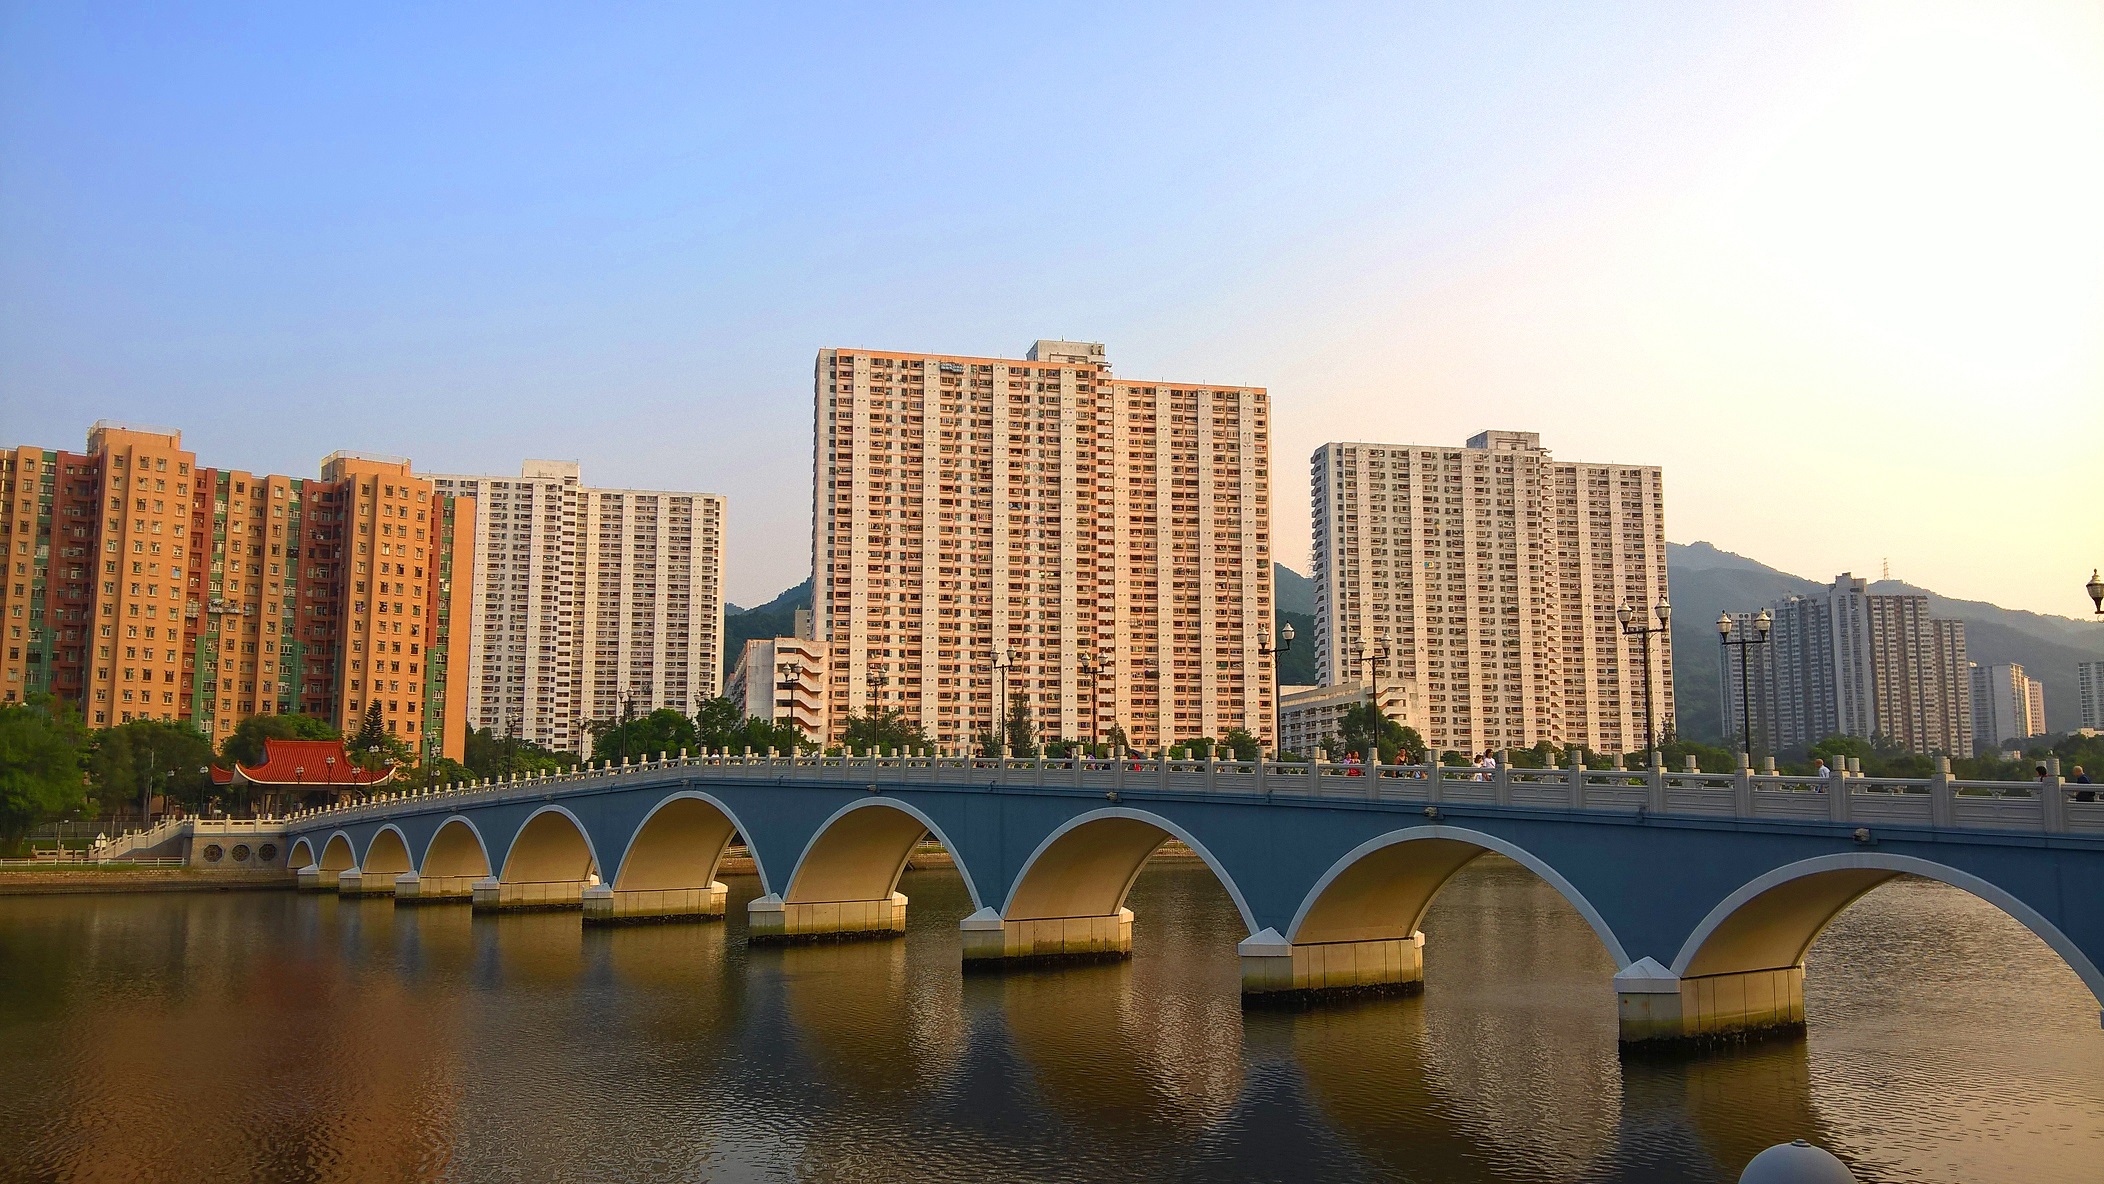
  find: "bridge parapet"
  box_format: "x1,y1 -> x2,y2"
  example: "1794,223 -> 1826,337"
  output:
281,752 -> 2100,838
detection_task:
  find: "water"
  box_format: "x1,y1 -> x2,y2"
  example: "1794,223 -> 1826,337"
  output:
1,858 -> 2099,1183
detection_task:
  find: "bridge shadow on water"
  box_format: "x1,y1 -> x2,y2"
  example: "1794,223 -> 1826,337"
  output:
3,853 -> 2102,1182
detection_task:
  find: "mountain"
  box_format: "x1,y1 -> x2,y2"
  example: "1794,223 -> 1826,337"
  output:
1667,542 -> 2104,741
1274,563 -> 1315,616
722,577 -> 812,682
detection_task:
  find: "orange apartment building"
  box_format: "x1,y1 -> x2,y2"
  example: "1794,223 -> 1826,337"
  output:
0,423 -> 473,764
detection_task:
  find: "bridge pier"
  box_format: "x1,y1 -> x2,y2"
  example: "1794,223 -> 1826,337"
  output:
1614,958 -> 1805,1045
295,864 -> 338,892
959,906 -> 1133,966
471,877 -> 591,913
334,868 -> 397,898
393,872 -> 476,905
746,892 -> 907,942
583,881 -> 729,925
1236,928 -> 1426,1000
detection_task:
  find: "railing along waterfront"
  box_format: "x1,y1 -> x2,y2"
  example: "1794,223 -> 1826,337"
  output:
284,751 -> 2104,837
96,815 -> 290,859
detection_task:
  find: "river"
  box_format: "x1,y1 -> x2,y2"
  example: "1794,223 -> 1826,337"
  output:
1,858 -> 2099,1183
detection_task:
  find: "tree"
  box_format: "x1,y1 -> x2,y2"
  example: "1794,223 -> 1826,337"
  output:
1002,691 -> 1038,758
0,696 -> 87,843
1219,728 -> 1261,762
346,702 -> 412,773
219,712 -> 339,768
590,707 -> 698,764
841,707 -> 930,755
692,696 -> 744,751
1103,725 -> 1130,756
89,720 -> 217,816
463,726 -> 578,780
1329,703 -> 1422,764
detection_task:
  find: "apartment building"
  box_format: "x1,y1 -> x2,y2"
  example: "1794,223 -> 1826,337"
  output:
1971,662 -> 2045,751
430,462 -> 725,754
1277,681 -> 1415,758
813,339 -> 1274,751
1767,574 -> 1970,756
724,634 -> 831,741
2080,660 -> 2104,732
1310,431 -> 1671,756
0,424 -> 473,764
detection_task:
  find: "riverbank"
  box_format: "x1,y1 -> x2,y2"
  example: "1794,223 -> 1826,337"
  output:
0,868 -> 294,896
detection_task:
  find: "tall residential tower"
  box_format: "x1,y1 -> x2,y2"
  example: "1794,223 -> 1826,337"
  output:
814,340 -> 1274,751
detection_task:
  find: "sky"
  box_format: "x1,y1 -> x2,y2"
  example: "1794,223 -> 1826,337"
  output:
3,2 -> 2100,615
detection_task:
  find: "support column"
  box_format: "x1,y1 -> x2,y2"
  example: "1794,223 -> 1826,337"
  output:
1237,927 -> 1425,999
959,906 -> 1132,966
583,881 -> 729,925
393,871 -> 476,905
471,876 -> 591,913
1614,957 -> 1805,1044
746,892 -> 907,942
295,864 -> 338,892
334,868 -> 398,898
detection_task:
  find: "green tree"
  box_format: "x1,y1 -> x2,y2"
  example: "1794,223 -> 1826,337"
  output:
463,726 -> 578,780
0,696 -> 87,843
1219,728 -> 1262,762
692,696 -> 745,751
89,720 -> 218,816
590,706 -> 698,763
1002,691 -> 1038,758
1328,703 -> 1422,764
219,712 -> 340,768
841,707 -> 930,755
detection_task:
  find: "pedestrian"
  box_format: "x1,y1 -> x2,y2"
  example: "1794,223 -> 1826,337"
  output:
1344,750 -> 1363,777
2072,765 -> 2095,804
1811,758 -> 1830,791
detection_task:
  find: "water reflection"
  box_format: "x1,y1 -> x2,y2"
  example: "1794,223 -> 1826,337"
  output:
2,860 -> 2101,1182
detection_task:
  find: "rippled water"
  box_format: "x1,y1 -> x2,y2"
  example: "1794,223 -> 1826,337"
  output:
1,858 -> 2099,1183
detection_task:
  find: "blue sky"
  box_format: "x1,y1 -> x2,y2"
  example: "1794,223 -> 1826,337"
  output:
4,3 -> 2100,612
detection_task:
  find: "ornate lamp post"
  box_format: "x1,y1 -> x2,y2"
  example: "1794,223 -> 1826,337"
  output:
1350,634 -> 1388,762
1257,622 -> 1294,756
1618,594 -> 1672,761
1717,608 -> 1772,760
1077,649 -> 1110,754
989,648 -> 1019,757
2087,569 -> 2103,618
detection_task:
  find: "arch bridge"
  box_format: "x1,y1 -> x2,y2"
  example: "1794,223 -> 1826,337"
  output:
284,752 -> 2104,1045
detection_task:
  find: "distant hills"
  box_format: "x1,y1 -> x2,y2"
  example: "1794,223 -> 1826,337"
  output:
727,548 -> 2103,738
1669,541 -> 2104,740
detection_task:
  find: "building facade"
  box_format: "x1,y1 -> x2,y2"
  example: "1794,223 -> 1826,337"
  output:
1970,662 -> 2045,751
813,340 -> 1274,751
1309,431 -> 1671,757
430,462 -> 725,755
1764,574 -> 1970,757
724,635 -> 831,742
1,424 -> 473,764
2080,660 -> 2104,733
1277,680 -> 1414,758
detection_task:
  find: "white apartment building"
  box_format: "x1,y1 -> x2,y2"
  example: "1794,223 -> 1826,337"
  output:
724,635 -> 830,741
1278,681 -> 1415,757
1310,431 -> 1671,757
431,461 -> 725,754
1970,661 -> 2045,751
814,340 -> 1274,751
2081,660 -> 2104,732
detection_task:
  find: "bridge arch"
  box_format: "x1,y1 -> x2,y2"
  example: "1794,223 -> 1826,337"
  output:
612,791 -> 754,893
318,832 -> 357,876
361,825 -> 413,876
420,816 -> 492,880
999,807 -> 1259,936
499,805 -> 601,885
784,797 -> 981,909
1670,853 -> 2104,1006
288,838 -> 315,869
1285,825 -> 1631,965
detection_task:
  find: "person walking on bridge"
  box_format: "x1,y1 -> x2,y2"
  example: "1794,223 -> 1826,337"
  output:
2070,765 -> 2094,803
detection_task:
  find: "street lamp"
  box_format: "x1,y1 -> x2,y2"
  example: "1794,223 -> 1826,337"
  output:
1077,649 -> 1110,755
1717,608 -> 1772,761
2087,569 -> 2103,618
1257,622 -> 1294,757
1350,633 -> 1388,762
1619,594 -> 1672,761
989,648 -> 1019,757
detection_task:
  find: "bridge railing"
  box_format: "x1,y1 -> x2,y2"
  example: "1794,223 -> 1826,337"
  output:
281,751 -> 2104,838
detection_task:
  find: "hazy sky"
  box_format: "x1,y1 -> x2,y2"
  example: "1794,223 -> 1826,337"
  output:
3,2 -> 2099,614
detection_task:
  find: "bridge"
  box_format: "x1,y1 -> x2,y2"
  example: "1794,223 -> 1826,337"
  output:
280,752 -> 2104,1045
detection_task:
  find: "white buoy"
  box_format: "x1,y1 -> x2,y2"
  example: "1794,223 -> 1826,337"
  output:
1740,1140 -> 1857,1183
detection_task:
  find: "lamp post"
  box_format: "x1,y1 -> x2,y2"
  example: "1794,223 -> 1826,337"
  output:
989,648 -> 1019,757
1717,608 -> 1772,760
1258,622 -> 1295,756
1350,634 -> 1389,762
1077,649 -> 1109,754
2087,569 -> 2103,618
1619,594 -> 1672,761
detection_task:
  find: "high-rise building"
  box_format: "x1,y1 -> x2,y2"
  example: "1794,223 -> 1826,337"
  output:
1971,662 -> 2044,751
1718,610 -> 1780,754
430,462 -> 726,754
0,423 -> 475,766
813,339 -> 1273,751
1310,431 -> 1670,756
2080,661 -> 2104,732
1765,574 -> 1969,756
724,635 -> 831,742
